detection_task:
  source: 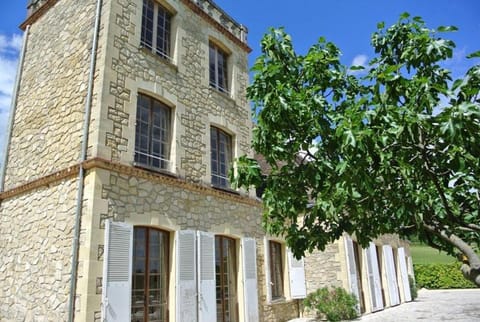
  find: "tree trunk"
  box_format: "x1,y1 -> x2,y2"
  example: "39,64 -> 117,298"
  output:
423,224 -> 480,287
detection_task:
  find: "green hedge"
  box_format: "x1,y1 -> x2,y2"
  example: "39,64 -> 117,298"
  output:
414,262 -> 476,289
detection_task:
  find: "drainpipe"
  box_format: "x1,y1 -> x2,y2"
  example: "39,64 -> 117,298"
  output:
68,0 -> 103,320
0,25 -> 30,192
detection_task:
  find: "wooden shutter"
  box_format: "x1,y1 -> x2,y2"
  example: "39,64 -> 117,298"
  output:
382,245 -> 400,306
242,238 -> 259,322
102,220 -> 133,322
365,243 -> 384,312
287,249 -> 307,299
397,247 -> 412,302
176,230 -> 197,322
197,231 -> 216,322
344,236 -> 361,313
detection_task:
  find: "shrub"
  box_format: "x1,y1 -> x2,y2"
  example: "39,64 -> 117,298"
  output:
304,286 -> 358,321
414,262 -> 476,289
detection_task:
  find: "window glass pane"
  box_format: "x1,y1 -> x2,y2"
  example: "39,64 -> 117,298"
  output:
135,95 -> 171,170
215,236 -> 238,322
132,228 -> 169,322
269,241 -> 284,299
141,0 -> 154,49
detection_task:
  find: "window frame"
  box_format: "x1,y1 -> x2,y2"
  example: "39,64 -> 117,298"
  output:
134,93 -> 172,172
209,42 -> 229,93
215,235 -> 239,322
131,226 -> 170,322
141,0 -> 173,60
210,126 -> 233,188
268,241 -> 285,300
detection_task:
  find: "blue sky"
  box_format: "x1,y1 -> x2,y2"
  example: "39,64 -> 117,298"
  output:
0,1 -> 479,157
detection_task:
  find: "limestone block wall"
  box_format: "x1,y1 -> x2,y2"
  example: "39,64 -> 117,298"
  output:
0,178 -> 78,321
304,241 -> 344,294
4,0 -> 98,190
91,0 -> 252,183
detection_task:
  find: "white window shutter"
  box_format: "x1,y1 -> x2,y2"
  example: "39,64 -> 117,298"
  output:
197,231 -> 216,322
287,249 -> 307,299
344,236 -> 361,313
263,238 -> 272,303
398,247 -> 412,302
382,245 -> 400,306
242,238 -> 259,322
102,220 -> 133,322
365,243 -> 384,311
176,230 -> 198,322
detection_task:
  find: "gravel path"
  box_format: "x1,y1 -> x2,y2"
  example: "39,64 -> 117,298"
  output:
289,288 -> 480,322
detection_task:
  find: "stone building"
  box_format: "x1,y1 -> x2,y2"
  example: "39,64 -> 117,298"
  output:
0,0 -> 413,321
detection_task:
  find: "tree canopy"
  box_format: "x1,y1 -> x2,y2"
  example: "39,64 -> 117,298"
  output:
234,13 -> 480,286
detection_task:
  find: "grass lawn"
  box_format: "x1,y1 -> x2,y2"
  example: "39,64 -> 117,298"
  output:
410,244 -> 457,265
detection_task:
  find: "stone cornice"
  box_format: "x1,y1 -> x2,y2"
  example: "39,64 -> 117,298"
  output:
1,158 -> 261,208
20,0 -> 59,30
180,0 -> 252,53
19,0 -> 252,54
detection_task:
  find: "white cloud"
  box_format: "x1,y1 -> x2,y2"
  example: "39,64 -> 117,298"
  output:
349,54 -> 368,75
0,33 -> 21,164
351,54 -> 368,67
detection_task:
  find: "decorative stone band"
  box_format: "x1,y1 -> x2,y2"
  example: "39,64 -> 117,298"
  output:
0,158 -> 261,207
0,164 -> 79,200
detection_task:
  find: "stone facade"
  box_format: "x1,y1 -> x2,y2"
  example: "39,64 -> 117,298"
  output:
0,0 -> 413,321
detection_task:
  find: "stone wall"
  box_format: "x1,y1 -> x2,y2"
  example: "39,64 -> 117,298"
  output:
0,178 -> 78,321
4,0 -> 97,190
92,0 -> 252,184
304,241 -> 344,294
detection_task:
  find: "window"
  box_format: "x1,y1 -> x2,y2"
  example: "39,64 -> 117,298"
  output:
269,241 -> 284,299
210,127 -> 232,188
131,227 -> 170,322
209,42 -> 228,92
215,236 -> 238,322
135,94 -> 171,170
141,0 -> 172,59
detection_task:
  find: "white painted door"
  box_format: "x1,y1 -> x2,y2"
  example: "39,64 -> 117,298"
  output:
242,238 -> 259,322
344,236 -> 361,313
176,230 -> 198,322
197,231 -> 216,322
383,245 -> 400,306
398,247 -> 412,302
365,243 -> 384,311
102,220 -> 133,322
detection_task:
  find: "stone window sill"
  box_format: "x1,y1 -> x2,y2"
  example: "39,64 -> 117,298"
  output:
139,46 -> 179,73
211,184 -> 240,196
209,87 -> 235,103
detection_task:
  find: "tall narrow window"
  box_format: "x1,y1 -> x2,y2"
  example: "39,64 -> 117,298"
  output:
135,94 -> 171,170
269,241 -> 284,299
141,0 -> 172,59
210,127 -> 232,188
209,42 -> 228,92
131,227 -> 170,322
215,236 -> 238,322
